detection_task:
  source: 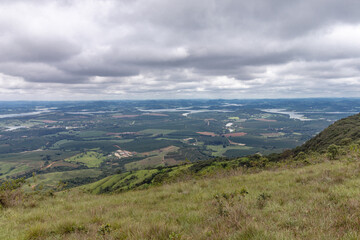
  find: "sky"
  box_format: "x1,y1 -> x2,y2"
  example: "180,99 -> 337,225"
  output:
0,0 -> 360,100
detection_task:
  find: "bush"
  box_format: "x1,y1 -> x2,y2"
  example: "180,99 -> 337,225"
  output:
256,192 -> 271,209
327,144 -> 340,160
0,177 -> 26,208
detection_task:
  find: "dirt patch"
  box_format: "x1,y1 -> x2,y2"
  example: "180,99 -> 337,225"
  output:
223,132 -> 247,137
42,120 -> 58,123
228,139 -> 246,146
112,115 -> 140,118
197,132 -> 217,137
142,113 -> 169,117
255,119 -> 277,122
141,145 -> 178,156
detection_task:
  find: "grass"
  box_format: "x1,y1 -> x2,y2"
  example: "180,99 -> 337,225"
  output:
0,163 -> 17,175
65,151 -> 106,168
23,169 -> 103,191
207,145 -> 252,157
1,164 -> 33,178
86,169 -> 159,194
50,139 -> 74,149
76,131 -> 108,138
2,154 -> 360,239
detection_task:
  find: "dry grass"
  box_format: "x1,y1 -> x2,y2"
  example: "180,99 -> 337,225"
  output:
2,153 -> 360,239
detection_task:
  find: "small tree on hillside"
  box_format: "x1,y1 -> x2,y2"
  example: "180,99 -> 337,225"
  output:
327,144 -> 339,160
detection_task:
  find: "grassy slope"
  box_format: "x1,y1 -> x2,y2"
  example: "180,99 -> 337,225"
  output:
295,113 -> 360,153
2,152 -> 360,239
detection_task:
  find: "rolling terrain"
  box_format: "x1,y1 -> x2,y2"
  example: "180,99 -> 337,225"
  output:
1,99 -> 360,191
1,113 -> 360,239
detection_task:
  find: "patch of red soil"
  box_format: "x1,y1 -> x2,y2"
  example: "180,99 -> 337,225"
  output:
197,132 -> 217,137
255,119 -> 277,122
223,132 -> 247,137
142,113 -> 169,117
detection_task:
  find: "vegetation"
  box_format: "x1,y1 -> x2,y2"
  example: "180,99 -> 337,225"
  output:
1,147 -> 360,239
2,99 -> 351,185
1,110 -> 360,239
65,151 -> 106,168
294,113 -> 360,153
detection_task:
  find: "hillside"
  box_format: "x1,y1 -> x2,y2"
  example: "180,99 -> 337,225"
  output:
1,113 -> 360,239
2,151 -> 360,239
84,112 -> 360,194
294,113 -> 360,153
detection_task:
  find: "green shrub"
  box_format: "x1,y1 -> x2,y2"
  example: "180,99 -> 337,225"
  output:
327,144 -> 340,160
256,192 -> 271,209
98,223 -> 111,235
0,177 -> 26,208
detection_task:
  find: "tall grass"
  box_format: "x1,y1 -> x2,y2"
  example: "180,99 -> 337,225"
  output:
1,147 -> 360,239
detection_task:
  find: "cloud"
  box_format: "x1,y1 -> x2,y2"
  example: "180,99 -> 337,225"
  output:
0,0 -> 359,100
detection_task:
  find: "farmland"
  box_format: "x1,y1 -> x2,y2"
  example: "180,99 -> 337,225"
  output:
0,98 -> 359,189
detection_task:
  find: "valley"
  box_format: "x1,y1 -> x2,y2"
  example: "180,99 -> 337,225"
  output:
0,99 -> 359,190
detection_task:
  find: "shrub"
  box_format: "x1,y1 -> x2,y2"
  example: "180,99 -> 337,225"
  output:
327,144 -> 340,160
256,192 -> 271,209
98,223 -> 111,235
0,177 -> 26,208
213,188 -> 248,216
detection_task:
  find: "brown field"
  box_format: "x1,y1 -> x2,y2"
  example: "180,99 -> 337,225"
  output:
141,146 -> 178,157
112,115 -> 140,118
42,120 -> 58,123
197,132 -> 217,136
142,113 -> 169,117
254,118 -> 277,122
223,132 -> 247,137
227,139 -> 246,146
125,146 -> 180,170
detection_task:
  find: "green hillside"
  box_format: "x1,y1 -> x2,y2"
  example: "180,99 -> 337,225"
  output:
2,150 -> 360,239
294,113 -> 360,153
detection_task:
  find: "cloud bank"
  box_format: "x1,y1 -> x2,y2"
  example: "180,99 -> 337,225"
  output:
0,0 -> 360,100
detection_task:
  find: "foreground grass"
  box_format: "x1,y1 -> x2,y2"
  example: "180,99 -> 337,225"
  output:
2,155 -> 360,239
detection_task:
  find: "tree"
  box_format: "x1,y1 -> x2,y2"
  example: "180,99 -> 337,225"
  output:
327,144 -> 339,160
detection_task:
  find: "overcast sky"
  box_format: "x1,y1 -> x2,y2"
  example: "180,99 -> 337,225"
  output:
0,0 -> 359,100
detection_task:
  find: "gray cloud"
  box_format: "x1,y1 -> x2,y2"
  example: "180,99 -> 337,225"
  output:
0,0 -> 359,99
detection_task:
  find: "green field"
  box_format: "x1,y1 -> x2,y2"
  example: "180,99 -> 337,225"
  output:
65,151 -> 107,168
207,145 -> 253,157
24,169 -> 103,191
139,129 -> 177,136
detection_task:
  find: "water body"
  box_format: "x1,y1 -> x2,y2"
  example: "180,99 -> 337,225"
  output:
137,107 -> 233,116
4,126 -> 27,131
261,109 -> 313,121
0,108 -> 52,119
66,111 -> 118,115
262,109 -> 359,121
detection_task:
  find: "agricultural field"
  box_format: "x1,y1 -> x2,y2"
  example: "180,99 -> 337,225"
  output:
0,99 -> 359,189
65,151 -> 106,168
